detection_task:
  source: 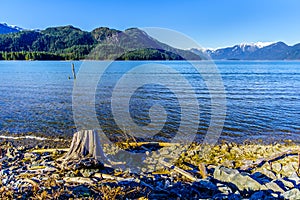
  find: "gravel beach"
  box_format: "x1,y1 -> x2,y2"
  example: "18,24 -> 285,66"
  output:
1,138 -> 300,199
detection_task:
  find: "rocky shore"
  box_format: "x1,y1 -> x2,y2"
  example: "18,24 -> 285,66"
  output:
1,139 -> 300,199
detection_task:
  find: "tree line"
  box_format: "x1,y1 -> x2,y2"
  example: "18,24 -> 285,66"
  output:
0,51 -> 79,60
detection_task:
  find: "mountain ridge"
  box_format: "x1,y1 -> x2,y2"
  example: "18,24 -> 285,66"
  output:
194,41 -> 300,60
0,23 -> 299,60
0,23 -> 23,34
0,24 -> 203,60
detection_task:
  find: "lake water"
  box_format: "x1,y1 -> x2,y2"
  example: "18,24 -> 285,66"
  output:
0,61 -> 299,143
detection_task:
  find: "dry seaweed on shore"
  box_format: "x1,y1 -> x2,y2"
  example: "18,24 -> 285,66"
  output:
1,140 -> 300,199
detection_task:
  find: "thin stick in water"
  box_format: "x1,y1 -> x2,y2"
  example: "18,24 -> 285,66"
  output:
72,63 -> 76,80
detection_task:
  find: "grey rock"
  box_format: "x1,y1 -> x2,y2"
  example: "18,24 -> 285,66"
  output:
222,160 -> 234,168
253,168 -> 277,180
276,178 -> 294,189
80,169 -> 97,178
271,163 -> 282,173
289,172 -> 300,185
193,179 -> 218,191
213,166 -> 239,182
217,183 -> 233,195
264,181 -> 285,193
250,191 -> 264,200
270,192 -> 280,198
282,188 -> 300,200
213,166 -> 266,192
282,163 -> 296,177
252,171 -> 273,185
250,191 -> 279,200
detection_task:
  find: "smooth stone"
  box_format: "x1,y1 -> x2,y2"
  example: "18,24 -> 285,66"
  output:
270,192 -> 280,198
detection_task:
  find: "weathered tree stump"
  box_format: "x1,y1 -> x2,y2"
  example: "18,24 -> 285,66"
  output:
58,130 -> 108,170
60,130 -> 105,161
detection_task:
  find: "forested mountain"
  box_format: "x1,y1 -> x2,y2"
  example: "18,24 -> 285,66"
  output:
0,25 -> 202,60
2,23 -> 299,60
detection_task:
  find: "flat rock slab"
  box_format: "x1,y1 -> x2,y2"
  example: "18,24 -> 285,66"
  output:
213,166 -> 266,192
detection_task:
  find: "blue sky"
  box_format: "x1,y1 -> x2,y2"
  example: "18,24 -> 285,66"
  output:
1,0 -> 299,48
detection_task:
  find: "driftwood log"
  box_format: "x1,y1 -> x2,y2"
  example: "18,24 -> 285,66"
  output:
32,148 -> 69,153
159,159 -> 199,182
240,149 -> 300,171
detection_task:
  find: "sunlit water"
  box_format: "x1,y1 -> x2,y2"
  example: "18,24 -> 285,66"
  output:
0,61 -> 299,143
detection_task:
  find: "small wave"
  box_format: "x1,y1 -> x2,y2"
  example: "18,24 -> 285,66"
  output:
0,135 -> 67,141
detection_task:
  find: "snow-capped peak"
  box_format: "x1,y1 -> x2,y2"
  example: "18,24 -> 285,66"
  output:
0,22 -> 24,31
194,42 -> 276,54
238,42 -> 274,49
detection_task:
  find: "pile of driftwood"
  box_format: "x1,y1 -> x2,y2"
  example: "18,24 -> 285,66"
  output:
54,130 -> 300,182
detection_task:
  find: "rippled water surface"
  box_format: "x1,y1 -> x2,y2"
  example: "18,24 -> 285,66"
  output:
0,61 -> 299,142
